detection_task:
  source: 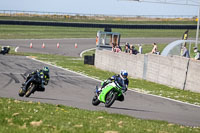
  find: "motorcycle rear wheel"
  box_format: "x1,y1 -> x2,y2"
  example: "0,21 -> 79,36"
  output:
92,95 -> 100,106
105,90 -> 117,108
25,83 -> 35,97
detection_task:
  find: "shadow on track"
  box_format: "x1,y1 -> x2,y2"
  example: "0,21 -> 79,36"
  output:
109,106 -> 153,113
29,96 -> 68,102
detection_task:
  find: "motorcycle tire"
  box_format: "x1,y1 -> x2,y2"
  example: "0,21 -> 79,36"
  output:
105,90 -> 117,108
92,95 -> 100,106
25,83 -> 35,97
18,88 -> 25,97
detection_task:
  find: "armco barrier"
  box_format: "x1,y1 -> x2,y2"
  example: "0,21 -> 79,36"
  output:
0,20 -> 197,29
95,49 -> 200,93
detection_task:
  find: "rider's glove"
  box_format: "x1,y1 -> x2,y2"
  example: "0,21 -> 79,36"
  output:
44,81 -> 48,85
106,79 -> 112,83
122,88 -> 127,93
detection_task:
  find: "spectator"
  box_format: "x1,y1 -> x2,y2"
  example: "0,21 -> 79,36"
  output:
115,45 -> 121,53
182,44 -> 190,58
130,45 -> 138,55
118,44 -> 122,51
124,43 -> 129,53
193,47 -> 200,60
129,45 -> 133,54
151,43 -> 158,54
111,43 -> 116,52
138,44 -> 143,54
126,42 -> 130,49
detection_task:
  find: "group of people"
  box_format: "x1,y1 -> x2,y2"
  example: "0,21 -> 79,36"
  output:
124,43 -> 142,55
124,42 -> 160,55
112,42 -> 161,55
182,44 -> 200,60
111,43 -> 122,53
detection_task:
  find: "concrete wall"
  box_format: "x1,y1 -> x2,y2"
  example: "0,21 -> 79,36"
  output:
95,49 -> 200,93
95,50 -> 144,79
145,54 -> 189,90
185,60 -> 200,92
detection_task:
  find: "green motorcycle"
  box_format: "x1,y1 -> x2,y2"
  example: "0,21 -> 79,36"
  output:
92,81 -> 123,108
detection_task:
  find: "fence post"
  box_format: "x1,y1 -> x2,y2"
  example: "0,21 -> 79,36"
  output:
142,54 -> 148,80
183,59 -> 190,90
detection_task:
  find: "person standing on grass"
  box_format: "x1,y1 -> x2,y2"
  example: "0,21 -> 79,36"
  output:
125,43 -> 129,53
130,45 -> 138,55
151,43 -> 158,54
193,47 -> 200,60
138,44 -> 143,54
182,44 -> 190,58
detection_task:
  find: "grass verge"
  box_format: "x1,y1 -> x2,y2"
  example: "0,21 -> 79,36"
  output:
0,24 -> 197,39
1,97 -> 200,133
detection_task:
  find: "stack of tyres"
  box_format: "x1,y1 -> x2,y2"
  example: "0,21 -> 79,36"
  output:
84,54 -> 95,65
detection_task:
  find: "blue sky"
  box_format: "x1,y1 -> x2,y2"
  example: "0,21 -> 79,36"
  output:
0,0 -> 199,16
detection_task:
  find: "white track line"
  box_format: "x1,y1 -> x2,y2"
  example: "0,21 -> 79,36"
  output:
80,48 -> 96,58
15,46 -> 19,52
26,56 -> 102,83
26,56 -> 200,108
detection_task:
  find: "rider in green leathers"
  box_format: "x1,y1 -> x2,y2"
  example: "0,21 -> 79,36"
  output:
98,70 -> 129,101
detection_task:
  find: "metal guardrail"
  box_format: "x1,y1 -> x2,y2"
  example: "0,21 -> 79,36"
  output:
0,20 -> 197,29
161,40 -> 200,56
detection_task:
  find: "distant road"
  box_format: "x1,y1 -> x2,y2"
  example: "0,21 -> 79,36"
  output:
0,38 -> 181,57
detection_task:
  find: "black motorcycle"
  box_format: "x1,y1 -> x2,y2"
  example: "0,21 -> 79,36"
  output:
0,46 -> 10,55
19,72 -> 45,97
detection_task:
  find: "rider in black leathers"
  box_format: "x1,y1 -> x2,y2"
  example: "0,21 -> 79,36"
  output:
21,67 -> 50,94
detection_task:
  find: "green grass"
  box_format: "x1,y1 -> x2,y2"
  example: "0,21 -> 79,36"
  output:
1,97 -> 200,133
0,24 -> 197,39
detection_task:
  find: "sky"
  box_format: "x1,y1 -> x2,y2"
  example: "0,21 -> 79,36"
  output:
0,0 -> 199,17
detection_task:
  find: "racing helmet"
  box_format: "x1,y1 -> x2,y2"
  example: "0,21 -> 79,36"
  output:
43,66 -> 49,74
120,70 -> 128,80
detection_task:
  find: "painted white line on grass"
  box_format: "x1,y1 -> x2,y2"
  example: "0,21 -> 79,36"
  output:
26,56 -> 200,108
15,46 -> 19,52
80,48 -> 96,58
26,56 -> 102,83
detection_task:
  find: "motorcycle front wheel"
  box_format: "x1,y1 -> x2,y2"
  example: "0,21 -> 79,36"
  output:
25,83 -> 36,97
105,90 -> 117,108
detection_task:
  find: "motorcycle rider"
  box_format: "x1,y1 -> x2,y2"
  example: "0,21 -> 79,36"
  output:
98,70 -> 129,101
0,46 -> 10,55
21,66 -> 50,95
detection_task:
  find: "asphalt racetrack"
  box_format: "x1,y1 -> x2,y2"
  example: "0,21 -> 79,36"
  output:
0,38 -> 200,127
